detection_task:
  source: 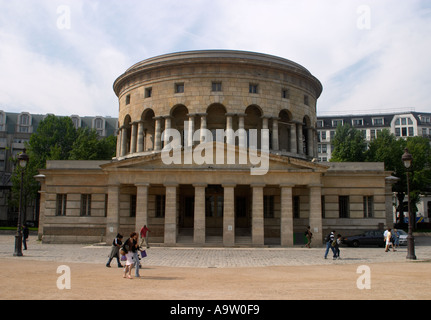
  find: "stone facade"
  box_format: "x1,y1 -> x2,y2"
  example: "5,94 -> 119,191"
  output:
36,50 -> 393,246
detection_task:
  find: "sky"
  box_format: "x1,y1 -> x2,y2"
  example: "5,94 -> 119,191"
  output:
1,0 -> 430,117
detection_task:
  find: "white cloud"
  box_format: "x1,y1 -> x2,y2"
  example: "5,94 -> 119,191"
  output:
0,0 -> 430,117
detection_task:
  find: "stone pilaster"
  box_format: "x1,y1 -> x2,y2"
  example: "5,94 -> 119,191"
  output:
135,183 -> 149,233
251,184 -> 265,246
309,184 -> 323,246
164,183 -> 178,245
280,184 -> 294,247
193,183 -> 207,244
106,185 -> 120,244
223,184 -> 236,246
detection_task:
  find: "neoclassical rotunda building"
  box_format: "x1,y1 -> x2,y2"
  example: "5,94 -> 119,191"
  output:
37,50 -> 393,246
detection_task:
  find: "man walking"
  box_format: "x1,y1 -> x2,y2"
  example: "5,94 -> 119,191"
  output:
324,230 -> 336,259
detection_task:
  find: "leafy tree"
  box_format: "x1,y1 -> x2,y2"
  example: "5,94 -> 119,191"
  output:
69,127 -> 117,160
330,124 -> 367,162
9,115 -> 117,220
366,131 -> 431,224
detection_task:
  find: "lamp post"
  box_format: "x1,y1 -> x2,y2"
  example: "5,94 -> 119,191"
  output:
401,148 -> 416,260
13,149 -> 29,257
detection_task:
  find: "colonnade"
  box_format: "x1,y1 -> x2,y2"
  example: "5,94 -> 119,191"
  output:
117,112 -> 317,159
105,182 -> 323,247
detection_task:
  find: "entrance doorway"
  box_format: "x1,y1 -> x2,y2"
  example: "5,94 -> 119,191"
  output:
205,185 -> 223,236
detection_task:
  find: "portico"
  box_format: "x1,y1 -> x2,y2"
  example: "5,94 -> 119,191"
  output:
101,148 -> 326,247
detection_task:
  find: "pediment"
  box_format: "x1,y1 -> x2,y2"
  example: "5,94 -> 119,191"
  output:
101,142 -> 328,174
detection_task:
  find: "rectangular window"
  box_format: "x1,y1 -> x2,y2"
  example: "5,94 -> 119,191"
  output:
293,196 -> 300,218
156,195 -> 166,218
212,82 -> 222,92
352,118 -> 363,126
304,95 -> 309,106
372,118 -> 384,126
363,196 -> 374,218
321,195 -> 326,218
249,84 -> 258,94
339,196 -> 350,218
81,194 -> 92,216
104,194 -> 108,217
282,89 -> 289,99
264,195 -> 274,218
332,119 -> 343,127
56,194 -> 67,216
130,195 -> 136,217
145,87 -> 152,98
125,94 -> 131,105
408,127 -> 414,136
175,83 -> 184,93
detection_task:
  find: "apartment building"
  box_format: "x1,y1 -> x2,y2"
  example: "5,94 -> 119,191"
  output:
316,111 -> 431,162
0,111 -> 118,225
317,111 -> 431,222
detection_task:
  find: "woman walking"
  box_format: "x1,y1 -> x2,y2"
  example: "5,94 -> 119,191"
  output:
106,233 -> 123,268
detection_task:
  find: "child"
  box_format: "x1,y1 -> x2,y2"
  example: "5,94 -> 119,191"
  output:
333,234 -> 342,260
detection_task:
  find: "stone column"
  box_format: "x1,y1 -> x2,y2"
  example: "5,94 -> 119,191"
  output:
187,114 -> 195,148
251,184 -> 265,246
106,185 -> 120,244
164,116 -> 172,148
261,116 -> 270,150
116,128 -> 122,157
200,114 -> 207,143
225,113 -> 234,145
289,123 -> 297,154
307,127 -> 314,157
272,118 -> 279,151
130,122 -> 137,154
280,184 -> 294,247
137,121 -> 144,153
223,183 -> 236,246
309,184 -> 323,246
154,117 -> 162,151
135,183 -> 149,233
164,183 -> 178,245
297,123 -> 304,155
238,113 -> 246,149
193,183 -> 207,244
121,127 -> 128,156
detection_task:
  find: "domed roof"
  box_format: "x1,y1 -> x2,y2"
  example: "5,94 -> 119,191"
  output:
113,50 -> 322,97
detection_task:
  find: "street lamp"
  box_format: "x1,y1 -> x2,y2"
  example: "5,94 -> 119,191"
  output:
13,149 -> 29,257
401,148 -> 416,260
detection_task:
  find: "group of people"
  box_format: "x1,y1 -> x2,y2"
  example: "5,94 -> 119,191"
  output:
384,228 -> 400,252
106,225 -> 150,279
305,227 -> 342,260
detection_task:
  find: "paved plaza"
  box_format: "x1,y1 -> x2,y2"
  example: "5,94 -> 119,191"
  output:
1,233 -> 431,300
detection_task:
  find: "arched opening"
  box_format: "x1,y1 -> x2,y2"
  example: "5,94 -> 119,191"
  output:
122,115 -> 132,156
141,109 -> 155,151
206,104 -> 227,142
245,105 -> 262,149
303,116 -> 311,156
171,104 -> 189,147
278,109 -> 291,152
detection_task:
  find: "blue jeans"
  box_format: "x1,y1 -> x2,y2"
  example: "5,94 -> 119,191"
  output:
324,241 -> 335,258
133,251 -> 140,277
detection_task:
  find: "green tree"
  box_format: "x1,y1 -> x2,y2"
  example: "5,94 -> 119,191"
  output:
366,131 -> 431,224
330,124 -> 367,162
69,127 -> 117,160
28,115 -> 77,169
10,115 -> 117,220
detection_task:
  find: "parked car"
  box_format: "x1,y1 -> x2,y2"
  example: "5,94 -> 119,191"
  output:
394,229 -> 408,246
342,230 -> 385,247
